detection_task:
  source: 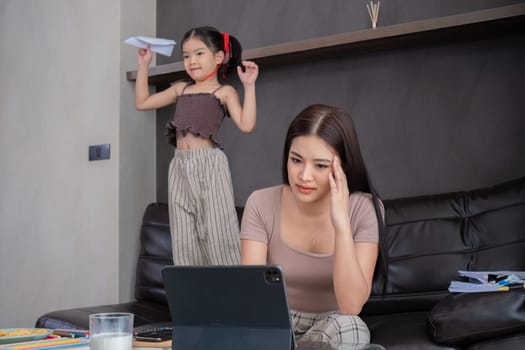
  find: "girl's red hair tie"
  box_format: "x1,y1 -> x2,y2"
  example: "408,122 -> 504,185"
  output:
221,32 -> 231,59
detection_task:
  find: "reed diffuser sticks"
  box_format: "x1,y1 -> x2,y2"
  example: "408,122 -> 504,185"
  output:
367,1 -> 381,29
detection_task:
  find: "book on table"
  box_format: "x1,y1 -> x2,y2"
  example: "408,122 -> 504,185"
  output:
0,337 -> 89,349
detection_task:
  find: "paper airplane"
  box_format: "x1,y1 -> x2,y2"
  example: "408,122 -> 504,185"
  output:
125,36 -> 176,57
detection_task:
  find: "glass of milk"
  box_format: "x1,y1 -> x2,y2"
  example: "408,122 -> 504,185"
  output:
89,312 -> 134,350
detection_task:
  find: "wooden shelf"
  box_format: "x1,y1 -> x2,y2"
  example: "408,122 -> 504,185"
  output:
126,4 -> 525,86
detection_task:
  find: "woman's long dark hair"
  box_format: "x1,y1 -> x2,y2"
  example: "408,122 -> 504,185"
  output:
282,104 -> 389,294
181,26 -> 242,81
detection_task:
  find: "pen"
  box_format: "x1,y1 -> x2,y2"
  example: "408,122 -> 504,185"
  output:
135,335 -> 164,342
498,284 -> 525,291
52,330 -> 87,338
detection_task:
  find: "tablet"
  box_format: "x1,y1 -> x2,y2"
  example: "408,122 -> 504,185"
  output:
161,265 -> 294,350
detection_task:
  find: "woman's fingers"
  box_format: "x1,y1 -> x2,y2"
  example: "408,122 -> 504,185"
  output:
331,156 -> 348,193
330,156 -> 350,231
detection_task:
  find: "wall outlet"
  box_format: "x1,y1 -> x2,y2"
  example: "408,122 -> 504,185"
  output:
89,144 -> 111,161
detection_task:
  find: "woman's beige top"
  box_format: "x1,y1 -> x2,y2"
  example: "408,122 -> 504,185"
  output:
240,185 -> 380,313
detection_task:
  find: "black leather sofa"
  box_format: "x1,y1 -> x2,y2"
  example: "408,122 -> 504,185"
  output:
36,176 -> 525,349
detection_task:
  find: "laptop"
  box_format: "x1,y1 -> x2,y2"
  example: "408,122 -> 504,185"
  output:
161,265 -> 296,350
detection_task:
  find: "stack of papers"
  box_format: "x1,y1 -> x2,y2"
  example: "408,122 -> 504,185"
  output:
124,36 -> 176,57
448,270 -> 525,293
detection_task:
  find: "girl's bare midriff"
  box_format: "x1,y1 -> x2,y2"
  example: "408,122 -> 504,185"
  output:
176,131 -> 214,150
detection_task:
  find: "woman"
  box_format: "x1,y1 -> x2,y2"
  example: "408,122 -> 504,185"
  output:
240,104 -> 383,346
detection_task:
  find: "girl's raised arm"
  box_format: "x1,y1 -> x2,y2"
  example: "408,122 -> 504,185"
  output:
224,60 -> 258,132
135,47 -> 180,111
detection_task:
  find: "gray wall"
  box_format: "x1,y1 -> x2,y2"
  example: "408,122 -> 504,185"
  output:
120,0 -> 157,304
0,0 -> 156,327
155,0 -> 525,205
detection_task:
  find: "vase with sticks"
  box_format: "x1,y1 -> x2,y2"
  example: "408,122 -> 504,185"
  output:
367,1 -> 381,29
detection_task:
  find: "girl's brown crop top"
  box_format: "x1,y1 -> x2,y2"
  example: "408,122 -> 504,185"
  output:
165,84 -> 227,147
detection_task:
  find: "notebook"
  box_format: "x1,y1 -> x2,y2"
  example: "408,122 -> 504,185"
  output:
161,265 -> 295,350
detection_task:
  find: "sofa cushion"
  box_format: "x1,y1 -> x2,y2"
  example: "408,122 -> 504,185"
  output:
135,203 -> 173,305
363,176 -> 525,315
427,290 -> 525,345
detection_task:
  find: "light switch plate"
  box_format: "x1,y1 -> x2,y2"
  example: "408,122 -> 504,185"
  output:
89,144 -> 111,161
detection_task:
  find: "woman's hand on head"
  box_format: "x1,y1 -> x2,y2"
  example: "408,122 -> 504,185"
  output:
328,156 -> 351,233
138,47 -> 152,67
237,60 -> 259,86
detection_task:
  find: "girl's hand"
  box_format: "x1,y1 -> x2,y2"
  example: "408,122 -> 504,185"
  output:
138,47 -> 152,67
237,60 -> 259,86
328,156 -> 351,233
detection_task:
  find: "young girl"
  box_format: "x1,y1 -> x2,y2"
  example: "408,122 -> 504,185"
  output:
135,26 -> 259,266
241,104 -> 383,346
